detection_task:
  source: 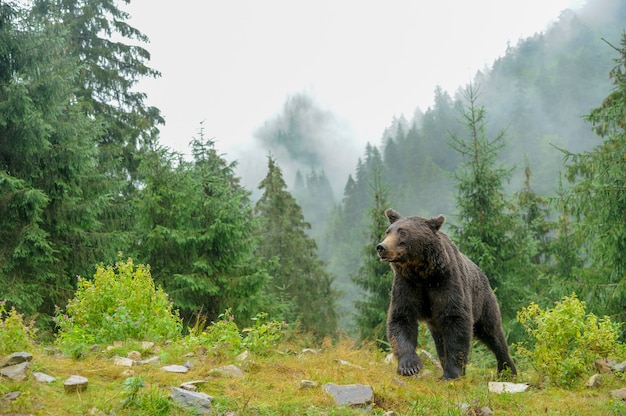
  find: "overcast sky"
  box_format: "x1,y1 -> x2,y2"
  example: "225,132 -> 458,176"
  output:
126,0 -> 585,163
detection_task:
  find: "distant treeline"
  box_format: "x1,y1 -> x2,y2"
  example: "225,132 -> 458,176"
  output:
298,0 -> 626,336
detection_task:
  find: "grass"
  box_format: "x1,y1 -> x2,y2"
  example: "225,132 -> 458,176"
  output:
1,337 -> 625,415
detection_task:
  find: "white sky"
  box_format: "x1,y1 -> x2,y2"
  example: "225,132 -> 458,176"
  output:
126,0 -> 585,163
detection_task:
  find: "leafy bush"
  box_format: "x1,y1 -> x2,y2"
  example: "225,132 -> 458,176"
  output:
242,312 -> 287,354
54,258 -> 182,357
0,301 -> 37,355
175,310 -> 287,358
517,293 -> 626,387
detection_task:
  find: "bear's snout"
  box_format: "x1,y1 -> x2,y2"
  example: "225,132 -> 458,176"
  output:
377,243 -> 391,261
376,243 -> 387,254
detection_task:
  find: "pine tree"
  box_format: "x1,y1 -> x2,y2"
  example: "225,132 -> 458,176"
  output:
562,34 -> 626,321
254,156 -> 337,337
31,0 -> 163,171
134,129 -> 269,323
448,83 -> 535,322
351,170 -> 394,345
0,2 -> 109,321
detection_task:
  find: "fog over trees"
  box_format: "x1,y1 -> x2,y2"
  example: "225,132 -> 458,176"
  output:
1,0 -> 625,341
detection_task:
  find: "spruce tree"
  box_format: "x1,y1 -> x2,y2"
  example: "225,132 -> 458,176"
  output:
0,2 -> 107,320
134,130 -> 269,324
351,170 -> 394,345
562,34 -> 626,321
31,0 -> 163,173
254,156 -> 337,337
448,83 -> 534,322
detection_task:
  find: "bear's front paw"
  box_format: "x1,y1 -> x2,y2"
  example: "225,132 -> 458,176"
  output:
397,353 -> 422,376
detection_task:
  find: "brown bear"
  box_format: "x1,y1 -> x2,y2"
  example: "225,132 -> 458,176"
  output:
376,208 -> 516,380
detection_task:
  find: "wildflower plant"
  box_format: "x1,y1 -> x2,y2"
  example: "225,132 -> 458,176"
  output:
54,257 -> 182,357
0,301 -> 37,355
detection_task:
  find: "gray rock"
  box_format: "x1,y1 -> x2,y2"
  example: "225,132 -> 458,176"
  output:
335,359 -> 364,370
0,361 -> 29,381
64,375 -> 88,393
2,391 -> 20,401
584,373 -> 602,387
1,351 -> 33,368
33,371 -> 56,383
170,387 -> 213,415
595,358 -> 615,372
141,341 -> 155,351
300,380 -> 318,389
612,361 -> 626,372
138,356 -> 160,365
208,364 -> 244,377
236,350 -> 250,362
180,379 -> 207,391
323,382 -> 373,406
418,349 -> 443,370
161,364 -> 189,373
488,382 -> 529,394
611,387 -> 626,400
113,356 -> 136,367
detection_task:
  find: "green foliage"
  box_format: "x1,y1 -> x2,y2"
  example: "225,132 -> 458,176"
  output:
517,293 -> 626,388
54,258 -> 182,357
174,310 -> 287,359
134,130 -> 269,324
352,169 -> 394,345
561,33 -> 626,322
448,83 -> 537,324
0,301 -> 37,355
254,155 -> 338,338
0,1 -> 114,321
243,312 -> 288,354
121,376 -> 145,409
118,376 -> 171,415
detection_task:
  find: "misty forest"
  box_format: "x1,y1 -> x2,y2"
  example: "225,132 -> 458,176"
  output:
1,0 -> 625,350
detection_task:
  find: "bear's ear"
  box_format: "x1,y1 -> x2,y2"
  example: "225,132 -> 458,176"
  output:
427,214 -> 445,231
385,208 -> 402,224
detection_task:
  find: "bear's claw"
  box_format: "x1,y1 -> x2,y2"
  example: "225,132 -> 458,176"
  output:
397,354 -> 422,376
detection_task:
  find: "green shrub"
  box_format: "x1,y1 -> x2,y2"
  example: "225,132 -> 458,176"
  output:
54,257 -> 182,357
0,301 -> 37,355
517,293 -> 626,387
175,310 -> 287,358
242,312 -> 287,354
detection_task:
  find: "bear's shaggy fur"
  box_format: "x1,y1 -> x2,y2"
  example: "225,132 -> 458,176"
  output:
377,208 -> 516,380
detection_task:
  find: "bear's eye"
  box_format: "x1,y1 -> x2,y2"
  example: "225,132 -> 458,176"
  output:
398,229 -> 407,239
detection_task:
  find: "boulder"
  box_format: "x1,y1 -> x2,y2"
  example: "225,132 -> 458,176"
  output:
170,387 -> 213,415
611,387 -> 626,400
584,374 -> 602,388
208,364 -> 244,378
33,371 -> 56,383
64,375 -> 88,393
161,364 -> 189,373
0,361 -> 29,381
323,382 -> 373,407
488,382 -> 529,394
1,351 -> 33,368
113,356 -> 136,367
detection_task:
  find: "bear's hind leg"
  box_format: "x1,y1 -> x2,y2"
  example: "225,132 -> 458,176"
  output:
474,320 -> 517,376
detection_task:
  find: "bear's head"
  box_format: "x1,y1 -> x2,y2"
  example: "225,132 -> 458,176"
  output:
376,208 -> 445,266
